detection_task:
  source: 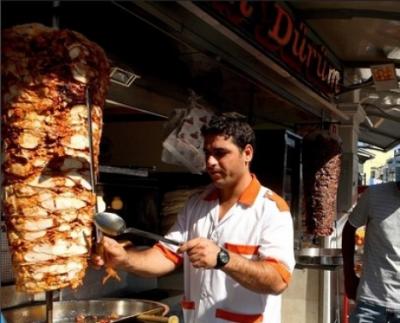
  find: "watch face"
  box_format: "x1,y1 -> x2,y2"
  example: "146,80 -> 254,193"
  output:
216,248 -> 230,268
220,250 -> 229,264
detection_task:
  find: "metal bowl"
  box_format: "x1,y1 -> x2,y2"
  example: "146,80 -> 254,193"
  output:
295,248 -> 343,270
3,299 -> 169,323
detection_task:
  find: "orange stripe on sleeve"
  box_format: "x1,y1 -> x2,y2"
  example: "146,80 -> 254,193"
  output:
225,243 -> 260,255
265,258 -> 292,284
216,308 -> 263,323
153,243 -> 183,266
181,299 -> 196,310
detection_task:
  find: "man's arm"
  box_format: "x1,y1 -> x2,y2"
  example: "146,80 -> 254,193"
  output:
93,237 -> 178,277
342,221 -> 359,300
223,251 -> 288,294
178,237 -> 288,295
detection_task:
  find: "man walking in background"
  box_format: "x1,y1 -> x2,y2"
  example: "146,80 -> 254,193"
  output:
342,181 -> 400,323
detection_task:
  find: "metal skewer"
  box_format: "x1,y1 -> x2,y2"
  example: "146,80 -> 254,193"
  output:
45,291 -> 53,323
86,87 -> 101,244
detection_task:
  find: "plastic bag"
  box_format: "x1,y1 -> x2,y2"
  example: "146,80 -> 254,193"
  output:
162,97 -> 213,174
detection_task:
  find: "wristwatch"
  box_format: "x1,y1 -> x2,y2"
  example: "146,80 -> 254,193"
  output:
215,248 -> 230,269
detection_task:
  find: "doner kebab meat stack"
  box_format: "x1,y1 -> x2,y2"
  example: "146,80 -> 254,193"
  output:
1,24 -> 110,293
302,130 -> 342,236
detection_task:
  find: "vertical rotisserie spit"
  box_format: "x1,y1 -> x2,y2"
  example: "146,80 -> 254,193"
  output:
302,130 -> 342,236
1,23 -> 110,293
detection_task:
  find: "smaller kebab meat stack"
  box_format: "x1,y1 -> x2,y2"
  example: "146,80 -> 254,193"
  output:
302,130 -> 342,236
1,23 -> 110,293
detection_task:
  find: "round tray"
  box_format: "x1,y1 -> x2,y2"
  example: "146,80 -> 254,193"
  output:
3,299 -> 169,323
295,248 -> 343,270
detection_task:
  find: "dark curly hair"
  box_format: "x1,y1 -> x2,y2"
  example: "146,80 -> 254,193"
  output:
201,112 -> 256,152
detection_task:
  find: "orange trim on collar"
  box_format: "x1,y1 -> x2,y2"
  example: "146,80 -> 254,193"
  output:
203,175 -> 261,207
239,175 -> 261,206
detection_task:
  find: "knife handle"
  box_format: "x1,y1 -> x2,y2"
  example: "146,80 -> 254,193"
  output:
123,227 -> 182,246
136,314 -> 179,323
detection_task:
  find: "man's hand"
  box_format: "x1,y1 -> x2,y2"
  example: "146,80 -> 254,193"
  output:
178,237 -> 221,269
92,236 -> 130,271
342,221 -> 359,301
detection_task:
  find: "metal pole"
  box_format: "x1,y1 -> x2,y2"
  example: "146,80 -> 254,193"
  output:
52,1 -> 60,29
86,88 -> 101,245
46,290 -> 53,323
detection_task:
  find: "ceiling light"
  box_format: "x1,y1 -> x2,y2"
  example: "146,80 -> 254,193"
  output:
385,47 -> 400,60
367,93 -> 379,100
111,196 -> 124,210
359,92 -> 379,104
365,115 -> 374,127
383,95 -> 393,105
371,116 -> 384,128
365,115 -> 384,128
110,67 -> 141,87
386,97 -> 400,106
359,68 -> 372,80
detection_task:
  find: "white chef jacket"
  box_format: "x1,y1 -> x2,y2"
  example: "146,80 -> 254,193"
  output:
156,176 -> 295,323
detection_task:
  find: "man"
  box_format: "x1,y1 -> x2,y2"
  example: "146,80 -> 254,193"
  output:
342,182 -> 400,323
94,113 -> 295,323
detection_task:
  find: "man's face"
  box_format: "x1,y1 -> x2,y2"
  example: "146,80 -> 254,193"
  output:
203,134 -> 252,188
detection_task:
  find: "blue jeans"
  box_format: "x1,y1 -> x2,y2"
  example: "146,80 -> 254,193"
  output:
350,301 -> 400,323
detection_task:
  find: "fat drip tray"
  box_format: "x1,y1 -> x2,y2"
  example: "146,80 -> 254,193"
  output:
107,288 -> 183,319
295,248 -> 343,270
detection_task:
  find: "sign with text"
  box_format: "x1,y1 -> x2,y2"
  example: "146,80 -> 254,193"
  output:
196,1 -> 343,99
370,64 -> 398,91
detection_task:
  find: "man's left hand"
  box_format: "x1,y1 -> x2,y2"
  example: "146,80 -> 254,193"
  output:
178,237 -> 220,269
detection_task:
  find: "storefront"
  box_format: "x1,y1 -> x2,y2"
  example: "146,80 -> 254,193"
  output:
2,2 -> 399,323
